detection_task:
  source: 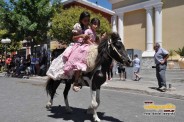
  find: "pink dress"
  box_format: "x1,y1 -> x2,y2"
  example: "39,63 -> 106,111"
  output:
63,23 -> 84,61
46,23 -> 87,80
63,28 -> 96,76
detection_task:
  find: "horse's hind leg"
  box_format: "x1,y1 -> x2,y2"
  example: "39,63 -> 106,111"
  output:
63,79 -> 72,113
46,80 -> 61,109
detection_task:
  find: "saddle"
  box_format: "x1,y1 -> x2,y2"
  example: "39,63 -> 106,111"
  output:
86,44 -> 98,72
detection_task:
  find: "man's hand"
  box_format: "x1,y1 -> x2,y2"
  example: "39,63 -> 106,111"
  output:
160,60 -> 165,64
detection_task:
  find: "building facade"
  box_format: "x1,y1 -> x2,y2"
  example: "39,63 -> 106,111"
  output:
109,0 -> 184,68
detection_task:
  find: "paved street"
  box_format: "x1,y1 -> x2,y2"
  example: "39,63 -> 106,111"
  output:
0,77 -> 183,122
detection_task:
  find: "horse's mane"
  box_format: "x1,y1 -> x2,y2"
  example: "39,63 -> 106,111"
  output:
94,37 -> 109,70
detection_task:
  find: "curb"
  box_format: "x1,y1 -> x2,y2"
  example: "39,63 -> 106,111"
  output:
102,86 -> 184,100
29,76 -> 48,80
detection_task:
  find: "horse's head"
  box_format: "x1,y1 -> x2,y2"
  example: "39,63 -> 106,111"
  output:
107,32 -> 131,66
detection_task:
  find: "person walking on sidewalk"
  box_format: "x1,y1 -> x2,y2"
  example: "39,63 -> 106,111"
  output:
154,43 -> 169,92
133,54 -> 141,81
117,62 -> 126,81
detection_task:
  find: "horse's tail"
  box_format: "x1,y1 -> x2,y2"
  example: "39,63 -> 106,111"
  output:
45,78 -> 55,97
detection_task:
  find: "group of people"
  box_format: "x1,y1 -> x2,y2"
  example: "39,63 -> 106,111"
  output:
0,53 -> 48,77
105,55 -> 141,81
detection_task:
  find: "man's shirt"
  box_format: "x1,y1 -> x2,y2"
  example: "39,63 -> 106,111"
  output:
154,48 -> 169,65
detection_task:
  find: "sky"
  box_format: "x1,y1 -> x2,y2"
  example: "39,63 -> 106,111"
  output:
87,0 -> 112,10
4,0 -> 112,10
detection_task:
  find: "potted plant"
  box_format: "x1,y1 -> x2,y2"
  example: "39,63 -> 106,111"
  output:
175,46 -> 184,69
168,49 -> 175,69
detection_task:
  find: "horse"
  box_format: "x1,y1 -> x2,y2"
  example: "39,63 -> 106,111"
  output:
45,32 -> 131,122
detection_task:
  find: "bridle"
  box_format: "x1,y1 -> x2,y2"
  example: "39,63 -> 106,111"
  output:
106,39 -> 125,62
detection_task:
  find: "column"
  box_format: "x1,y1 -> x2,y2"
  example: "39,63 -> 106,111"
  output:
118,14 -> 124,43
142,6 -> 155,57
155,3 -> 163,47
111,15 -> 117,32
145,6 -> 153,51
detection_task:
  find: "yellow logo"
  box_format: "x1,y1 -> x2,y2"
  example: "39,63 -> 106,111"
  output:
144,103 -> 176,111
143,101 -> 176,116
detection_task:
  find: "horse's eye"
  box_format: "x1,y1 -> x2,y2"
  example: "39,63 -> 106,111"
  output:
115,42 -> 122,49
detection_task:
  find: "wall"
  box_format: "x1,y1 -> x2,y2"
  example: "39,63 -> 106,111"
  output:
124,9 -> 146,51
162,0 -> 184,50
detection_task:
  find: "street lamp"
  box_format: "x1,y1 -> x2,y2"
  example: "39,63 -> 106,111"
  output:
1,38 -> 11,57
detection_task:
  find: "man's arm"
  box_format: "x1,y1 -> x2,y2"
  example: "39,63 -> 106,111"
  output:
160,48 -> 169,64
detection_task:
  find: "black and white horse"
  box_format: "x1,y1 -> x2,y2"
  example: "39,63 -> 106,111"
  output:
45,32 -> 131,122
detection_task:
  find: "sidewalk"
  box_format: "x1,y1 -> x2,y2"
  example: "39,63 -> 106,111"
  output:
102,78 -> 184,100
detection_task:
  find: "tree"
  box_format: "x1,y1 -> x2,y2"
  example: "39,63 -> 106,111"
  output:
50,6 -> 111,44
0,0 -> 61,43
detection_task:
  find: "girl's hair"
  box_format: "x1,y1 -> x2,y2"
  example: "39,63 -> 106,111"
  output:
79,11 -> 90,30
91,18 -> 100,27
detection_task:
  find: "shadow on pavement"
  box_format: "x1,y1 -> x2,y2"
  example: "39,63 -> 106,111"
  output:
47,106 -> 123,122
149,87 -> 164,92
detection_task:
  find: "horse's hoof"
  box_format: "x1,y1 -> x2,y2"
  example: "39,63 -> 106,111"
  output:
46,104 -> 51,109
94,117 -> 101,122
46,102 -> 52,109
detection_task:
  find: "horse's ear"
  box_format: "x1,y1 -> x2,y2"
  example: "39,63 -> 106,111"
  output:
110,32 -> 119,40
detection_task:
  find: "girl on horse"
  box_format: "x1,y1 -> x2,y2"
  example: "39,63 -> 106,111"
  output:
63,18 -> 101,92
46,11 -> 91,80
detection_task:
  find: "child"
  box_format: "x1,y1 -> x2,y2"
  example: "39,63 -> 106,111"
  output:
46,11 -> 90,80
133,54 -> 141,81
63,18 -> 101,92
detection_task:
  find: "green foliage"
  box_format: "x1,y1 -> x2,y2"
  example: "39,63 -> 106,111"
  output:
50,6 -> 111,44
0,29 -> 8,38
7,41 -> 22,52
175,46 -> 184,56
0,0 -> 61,43
168,49 -> 176,61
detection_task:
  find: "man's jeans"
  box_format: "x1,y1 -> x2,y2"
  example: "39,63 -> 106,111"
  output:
156,63 -> 167,88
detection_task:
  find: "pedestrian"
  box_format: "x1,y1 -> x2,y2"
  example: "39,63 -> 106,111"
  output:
5,55 -> 12,73
133,54 -> 141,81
16,56 -> 25,76
0,57 -> 2,72
25,54 -> 31,75
154,43 -> 169,92
30,54 -> 36,75
39,54 -> 47,76
107,61 -> 114,80
117,62 -> 126,80
35,54 -> 40,75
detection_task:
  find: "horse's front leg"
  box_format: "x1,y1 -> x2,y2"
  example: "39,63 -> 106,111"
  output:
96,89 -> 100,108
63,79 -> 73,113
90,90 -> 101,122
